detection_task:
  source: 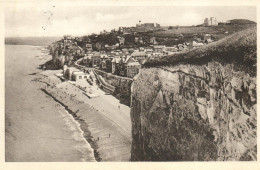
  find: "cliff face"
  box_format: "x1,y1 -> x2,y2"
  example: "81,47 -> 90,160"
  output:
130,62 -> 256,161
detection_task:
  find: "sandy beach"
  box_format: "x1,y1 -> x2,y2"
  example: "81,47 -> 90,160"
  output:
5,45 -> 131,161
36,69 -> 131,161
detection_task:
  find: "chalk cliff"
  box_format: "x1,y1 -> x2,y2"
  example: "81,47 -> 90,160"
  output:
130,27 -> 257,161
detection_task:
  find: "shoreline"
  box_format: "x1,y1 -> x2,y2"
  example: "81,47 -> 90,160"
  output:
40,88 -> 101,161
35,71 -> 131,161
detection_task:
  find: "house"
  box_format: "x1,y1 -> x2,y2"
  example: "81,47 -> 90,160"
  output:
105,44 -> 117,50
111,57 -> 122,74
152,52 -> 163,58
139,37 -> 144,44
99,53 -> 109,70
203,34 -> 211,41
117,55 -> 141,77
177,44 -> 188,51
178,34 -> 184,39
118,57 -> 127,76
134,37 -> 139,43
100,60 -> 107,70
163,46 -> 178,52
153,45 -> 165,53
139,47 -> 145,51
100,53 -> 109,61
134,36 -> 143,44
63,40 -> 73,49
131,51 -> 147,64
122,48 -> 130,55
190,41 -> 204,48
123,56 -> 141,78
64,67 -> 81,80
205,39 -> 213,43
85,44 -> 93,52
125,62 -> 141,78
72,71 -> 88,81
105,59 -> 112,73
144,47 -> 153,53
150,37 -> 157,45
92,52 -> 101,67
193,33 -> 198,39
118,37 -> 125,45
82,54 -> 93,67
95,43 -> 103,51
111,45 -> 117,50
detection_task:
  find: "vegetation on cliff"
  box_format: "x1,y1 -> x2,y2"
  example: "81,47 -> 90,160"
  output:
144,27 -> 257,76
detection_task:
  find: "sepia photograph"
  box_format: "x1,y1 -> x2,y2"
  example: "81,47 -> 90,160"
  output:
3,0 -> 257,166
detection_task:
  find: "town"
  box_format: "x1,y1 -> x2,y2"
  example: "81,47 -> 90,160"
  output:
48,17 -> 250,79
5,3 -> 257,163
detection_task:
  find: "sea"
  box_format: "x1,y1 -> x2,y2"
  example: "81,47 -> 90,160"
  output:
5,45 -> 95,162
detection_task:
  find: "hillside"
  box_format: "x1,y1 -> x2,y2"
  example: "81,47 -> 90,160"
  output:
144,26 -> 257,76
229,19 -> 256,25
5,36 -> 62,46
150,24 -> 253,38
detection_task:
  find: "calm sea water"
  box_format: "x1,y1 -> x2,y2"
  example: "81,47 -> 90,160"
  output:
5,45 -> 95,162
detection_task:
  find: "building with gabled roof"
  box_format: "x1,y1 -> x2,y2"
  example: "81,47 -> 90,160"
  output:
125,60 -> 141,78
111,57 -> 122,74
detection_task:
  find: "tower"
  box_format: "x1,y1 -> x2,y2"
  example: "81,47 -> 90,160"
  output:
137,20 -> 142,27
204,18 -> 209,26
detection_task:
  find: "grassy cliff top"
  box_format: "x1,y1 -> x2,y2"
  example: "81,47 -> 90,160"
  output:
144,26 -> 256,76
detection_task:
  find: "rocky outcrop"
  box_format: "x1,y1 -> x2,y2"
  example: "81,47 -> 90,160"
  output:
130,62 -> 256,161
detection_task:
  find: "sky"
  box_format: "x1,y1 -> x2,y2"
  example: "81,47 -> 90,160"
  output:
4,0 -> 256,37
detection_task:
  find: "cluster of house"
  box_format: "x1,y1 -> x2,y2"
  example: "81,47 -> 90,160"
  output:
80,32 -> 214,78
49,20 -> 216,78
81,50 -> 144,78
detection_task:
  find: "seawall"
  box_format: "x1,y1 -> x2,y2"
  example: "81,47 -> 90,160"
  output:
94,69 -> 133,106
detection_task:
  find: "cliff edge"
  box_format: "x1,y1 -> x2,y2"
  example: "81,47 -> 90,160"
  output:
130,27 -> 257,161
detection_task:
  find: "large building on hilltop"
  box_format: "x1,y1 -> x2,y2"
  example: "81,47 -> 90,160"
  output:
136,21 -> 160,30
204,17 -> 218,26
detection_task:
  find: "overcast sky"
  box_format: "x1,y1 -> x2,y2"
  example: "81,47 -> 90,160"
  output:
5,1 -> 256,37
